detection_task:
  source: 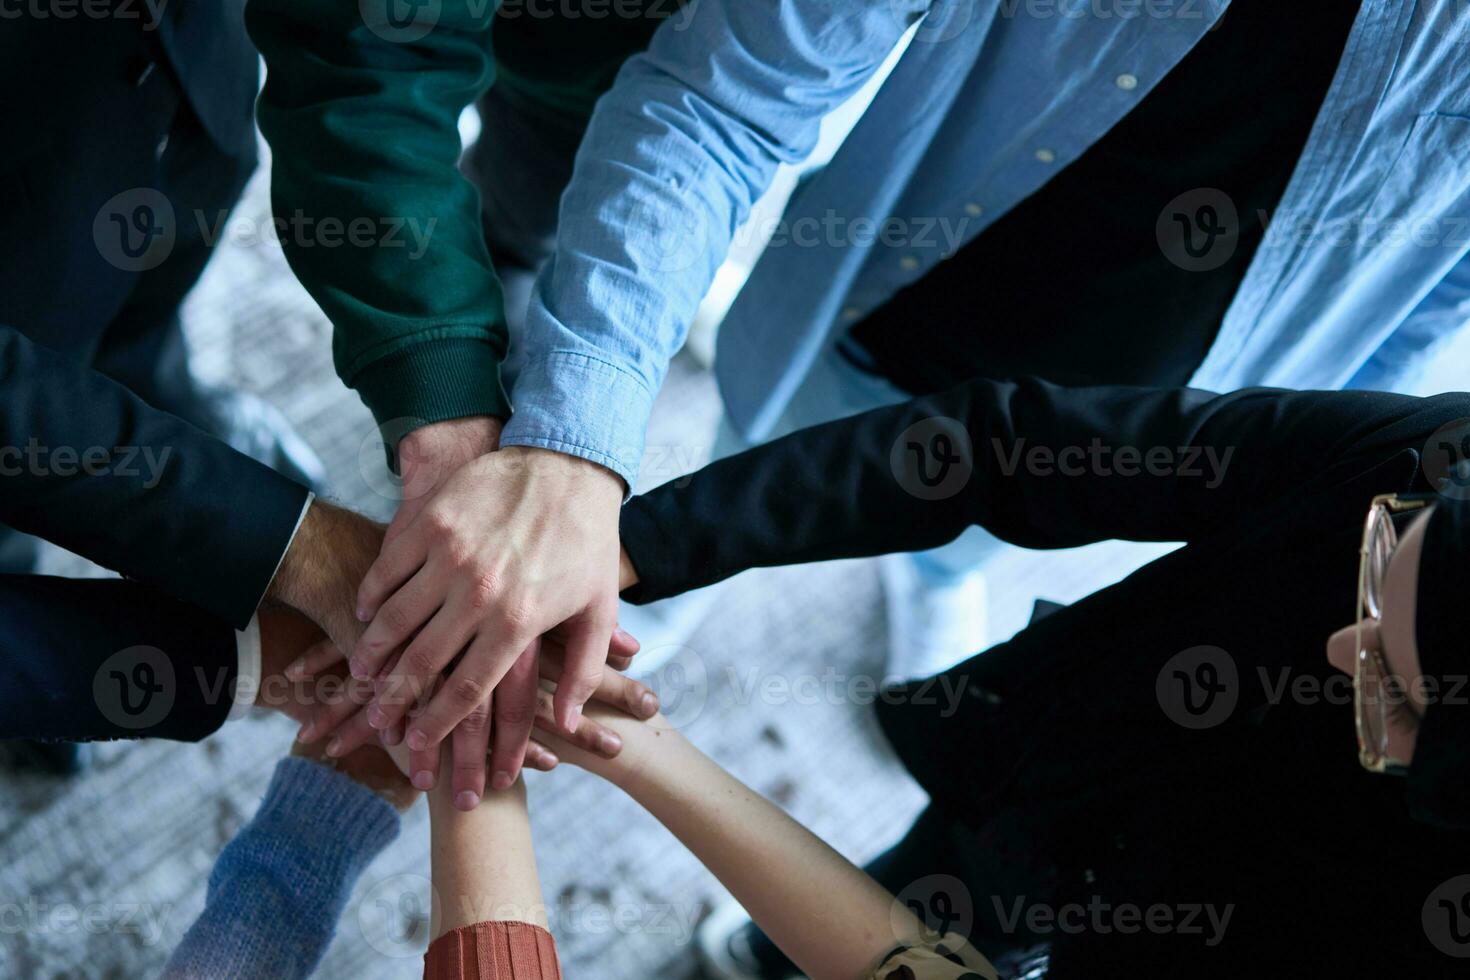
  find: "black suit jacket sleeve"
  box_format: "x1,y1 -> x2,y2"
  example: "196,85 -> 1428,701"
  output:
0,326 -> 310,629
0,575 -> 240,742
621,376 -> 1446,603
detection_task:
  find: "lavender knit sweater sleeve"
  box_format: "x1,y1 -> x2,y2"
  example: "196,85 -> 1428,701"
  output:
164,757 -> 402,979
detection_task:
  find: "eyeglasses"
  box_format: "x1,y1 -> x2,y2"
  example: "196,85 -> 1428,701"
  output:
1354,493 -> 1431,775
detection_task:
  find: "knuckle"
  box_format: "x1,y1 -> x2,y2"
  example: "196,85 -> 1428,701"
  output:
496,699 -> 534,727
403,645 -> 440,677
498,596 -> 537,638
381,602 -> 415,636
623,681 -> 648,712
449,675 -> 486,706
466,571 -> 500,611
457,709 -> 489,735
423,508 -> 456,539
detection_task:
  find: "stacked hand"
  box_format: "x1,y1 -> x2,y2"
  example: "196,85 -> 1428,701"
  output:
260,415 -> 640,808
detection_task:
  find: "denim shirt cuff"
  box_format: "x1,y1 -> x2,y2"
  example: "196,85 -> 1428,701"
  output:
500,351 -> 656,494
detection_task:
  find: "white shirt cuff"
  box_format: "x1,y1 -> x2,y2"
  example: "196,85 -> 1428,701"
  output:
229,615 -> 262,722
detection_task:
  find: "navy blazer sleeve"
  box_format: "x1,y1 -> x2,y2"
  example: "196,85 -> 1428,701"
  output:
0,326 -> 310,628
0,574 -> 240,742
620,376 -> 1469,603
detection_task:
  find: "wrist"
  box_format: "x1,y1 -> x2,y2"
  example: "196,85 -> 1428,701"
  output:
492,445 -> 625,501
266,500 -> 385,650
597,716 -> 688,797
397,415 -> 502,471
618,546 -> 639,592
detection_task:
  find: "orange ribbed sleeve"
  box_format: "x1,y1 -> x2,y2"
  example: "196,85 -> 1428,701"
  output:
422,921 -> 562,980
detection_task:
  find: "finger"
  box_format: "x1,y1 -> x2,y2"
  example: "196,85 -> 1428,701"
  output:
539,647 -> 659,720
378,715 -> 406,748
355,524 -> 430,623
610,626 -> 640,661
596,666 -> 660,721
324,707 -> 382,759
488,641 -> 540,792
552,611 -> 615,734
451,693 -> 492,810
284,638 -> 345,682
407,631 -> 525,752
532,688 -> 622,759
367,601 -> 478,732
297,673 -> 374,744
407,679 -> 442,791
352,567 -> 443,679
523,740 -> 560,772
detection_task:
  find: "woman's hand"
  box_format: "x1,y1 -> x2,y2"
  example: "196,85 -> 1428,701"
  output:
530,697 -> 681,792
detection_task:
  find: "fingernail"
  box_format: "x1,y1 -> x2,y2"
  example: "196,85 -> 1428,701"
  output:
380,726 -> 402,747
366,705 -> 388,730
491,770 -> 513,791
640,692 -> 659,718
455,791 -> 480,811
325,737 -> 343,757
407,729 -> 429,751
356,606 -> 370,622
567,705 -> 583,730
284,657 -> 306,680
412,770 -> 435,791
296,724 -> 314,743
597,731 -> 622,756
348,657 -> 369,680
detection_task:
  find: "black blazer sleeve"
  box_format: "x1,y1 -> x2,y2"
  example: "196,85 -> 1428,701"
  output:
0,575 -> 241,742
621,376 -> 1465,603
0,326 -> 310,628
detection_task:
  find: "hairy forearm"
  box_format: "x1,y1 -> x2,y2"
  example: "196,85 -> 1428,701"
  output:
428,778 -> 548,938
266,500 -> 384,653
607,728 -> 920,980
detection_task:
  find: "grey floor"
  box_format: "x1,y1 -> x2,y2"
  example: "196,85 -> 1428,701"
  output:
4,149 -> 1468,979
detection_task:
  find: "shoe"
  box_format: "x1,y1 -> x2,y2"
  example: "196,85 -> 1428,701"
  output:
0,740 -> 91,775
696,899 -> 804,980
878,552 -> 989,681
183,387 -> 327,491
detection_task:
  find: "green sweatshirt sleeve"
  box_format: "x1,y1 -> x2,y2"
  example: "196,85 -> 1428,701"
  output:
246,0 -> 512,439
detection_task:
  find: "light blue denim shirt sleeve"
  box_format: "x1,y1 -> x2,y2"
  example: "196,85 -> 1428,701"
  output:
499,0 -> 933,488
